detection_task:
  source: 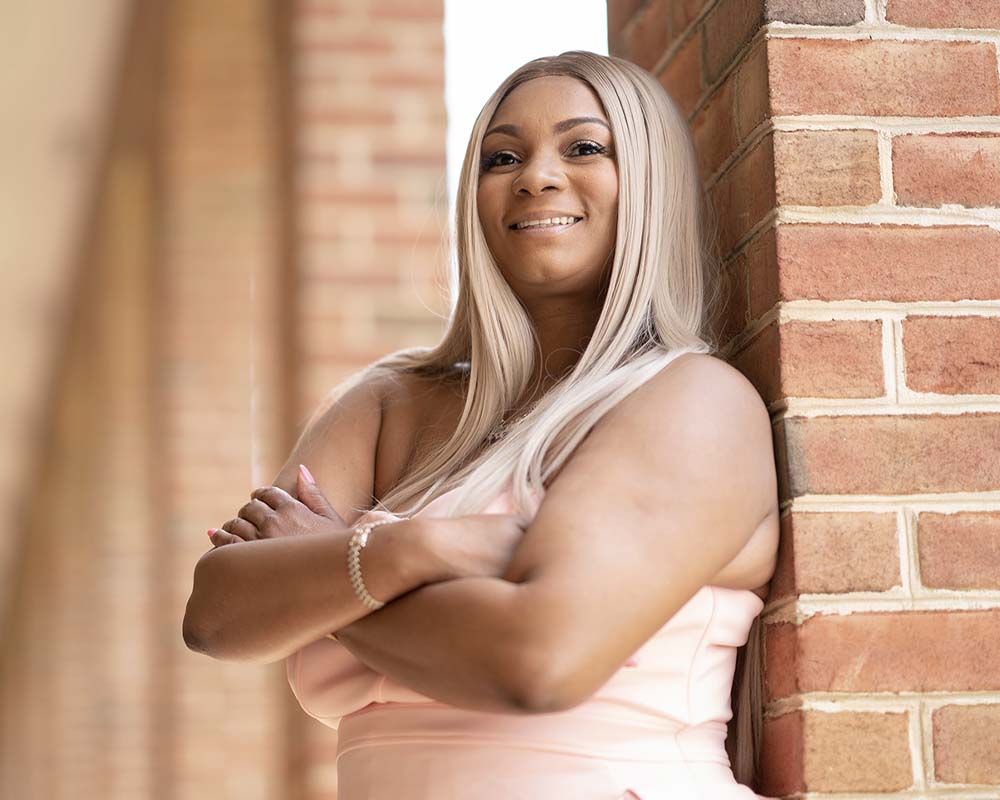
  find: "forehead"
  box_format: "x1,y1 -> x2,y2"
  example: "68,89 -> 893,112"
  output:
488,75 -> 608,129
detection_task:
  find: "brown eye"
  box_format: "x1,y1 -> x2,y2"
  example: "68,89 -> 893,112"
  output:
481,151 -> 518,170
570,140 -> 607,157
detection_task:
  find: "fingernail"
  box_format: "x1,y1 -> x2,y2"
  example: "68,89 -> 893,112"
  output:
207,528 -> 217,538
299,464 -> 316,484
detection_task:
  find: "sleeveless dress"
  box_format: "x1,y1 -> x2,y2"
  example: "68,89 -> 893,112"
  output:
285,482 -> 774,799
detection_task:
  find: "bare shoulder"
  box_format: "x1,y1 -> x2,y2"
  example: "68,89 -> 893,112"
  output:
614,352 -> 769,437
637,351 -> 765,412
590,350 -> 777,526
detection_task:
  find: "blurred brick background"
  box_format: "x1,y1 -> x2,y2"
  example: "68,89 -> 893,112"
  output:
2,1 -> 998,798
1,1 -> 447,798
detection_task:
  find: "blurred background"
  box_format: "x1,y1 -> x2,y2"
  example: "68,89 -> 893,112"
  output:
0,1 -> 605,797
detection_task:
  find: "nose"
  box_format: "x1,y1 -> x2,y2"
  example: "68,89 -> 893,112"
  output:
511,150 -> 566,196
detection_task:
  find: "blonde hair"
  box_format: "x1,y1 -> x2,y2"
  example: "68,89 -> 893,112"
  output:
331,50 -> 763,790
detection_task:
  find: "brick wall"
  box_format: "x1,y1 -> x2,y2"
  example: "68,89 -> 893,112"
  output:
607,0 -> 1000,795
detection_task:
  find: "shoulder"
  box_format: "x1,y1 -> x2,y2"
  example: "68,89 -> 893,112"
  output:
643,351 -> 763,408
608,352 -> 770,443
595,351 -> 776,520
304,367 -> 395,433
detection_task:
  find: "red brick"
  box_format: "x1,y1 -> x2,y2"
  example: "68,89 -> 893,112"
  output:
729,315 -> 779,399
903,315 -> 1000,395
299,186 -> 399,206
746,226 -> 778,319
668,0 -> 711,41
607,0 -> 645,35
766,0 -> 865,24
769,38 -> 1000,116
766,610 -> 1000,699
293,29 -> 395,53
301,107 -> 396,126
771,511 -> 900,601
658,29 -> 702,118
807,711 -> 912,792
709,131 -> 776,254
783,319 -> 884,398
760,711 -> 805,796
623,0 -> 671,71
774,129 -> 881,206
775,224 -> 1000,302
761,709 -> 912,794
887,0 -> 1000,29
690,71 -> 738,180
703,0 -> 764,84
735,38 -> 769,140
733,319 -> 884,404
780,413 -> 1000,497
918,512 -> 1000,590
932,703 -> 1000,784
371,66 -> 445,89
369,0 -> 443,19
710,254 -> 751,346
894,133 -> 1000,208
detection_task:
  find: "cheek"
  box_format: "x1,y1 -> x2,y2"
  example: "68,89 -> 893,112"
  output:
476,186 -> 499,236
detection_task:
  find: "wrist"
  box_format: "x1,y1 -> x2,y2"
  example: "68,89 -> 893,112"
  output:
360,517 -> 447,600
392,516 -> 458,586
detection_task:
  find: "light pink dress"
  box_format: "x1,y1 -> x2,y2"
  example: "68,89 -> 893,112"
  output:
286,481 -> 773,799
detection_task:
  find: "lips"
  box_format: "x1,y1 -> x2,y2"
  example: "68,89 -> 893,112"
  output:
508,212 -> 584,230
508,217 -> 583,231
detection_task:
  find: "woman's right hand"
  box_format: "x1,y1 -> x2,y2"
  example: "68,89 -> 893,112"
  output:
421,513 -> 528,582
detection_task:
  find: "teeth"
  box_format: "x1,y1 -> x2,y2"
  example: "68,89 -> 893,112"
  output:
514,216 -> 579,230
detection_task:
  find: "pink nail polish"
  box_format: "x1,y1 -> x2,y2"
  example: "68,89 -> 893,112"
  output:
207,529 -> 217,538
299,464 -> 316,484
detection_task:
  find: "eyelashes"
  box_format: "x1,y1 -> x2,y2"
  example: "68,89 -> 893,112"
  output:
479,140 -> 610,172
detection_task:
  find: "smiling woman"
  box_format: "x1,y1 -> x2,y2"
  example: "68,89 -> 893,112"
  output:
203,50 -> 778,800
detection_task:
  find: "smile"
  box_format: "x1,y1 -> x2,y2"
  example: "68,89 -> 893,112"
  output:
509,216 -> 583,232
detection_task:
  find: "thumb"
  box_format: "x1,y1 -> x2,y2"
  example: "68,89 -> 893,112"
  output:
297,464 -> 345,524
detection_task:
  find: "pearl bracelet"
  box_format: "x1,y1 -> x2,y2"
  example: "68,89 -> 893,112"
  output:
346,517 -> 398,611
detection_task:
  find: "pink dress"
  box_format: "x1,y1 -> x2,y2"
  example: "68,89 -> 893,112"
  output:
286,483 -> 772,799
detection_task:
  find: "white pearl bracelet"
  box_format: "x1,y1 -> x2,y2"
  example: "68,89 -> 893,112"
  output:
346,518 -> 397,611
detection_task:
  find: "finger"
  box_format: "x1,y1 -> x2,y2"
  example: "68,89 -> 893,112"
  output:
297,466 -> 345,524
208,529 -> 243,547
250,485 -> 297,511
221,516 -> 261,540
237,498 -> 273,529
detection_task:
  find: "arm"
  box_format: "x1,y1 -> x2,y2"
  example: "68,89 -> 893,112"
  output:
333,551 -> 539,714
184,516 -> 440,664
336,355 -> 779,713
183,368 -> 429,662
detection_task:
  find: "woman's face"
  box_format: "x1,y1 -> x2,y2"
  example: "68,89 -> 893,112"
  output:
476,75 -> 618,298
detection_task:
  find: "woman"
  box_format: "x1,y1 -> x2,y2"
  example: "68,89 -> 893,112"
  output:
185,51 -> 779,799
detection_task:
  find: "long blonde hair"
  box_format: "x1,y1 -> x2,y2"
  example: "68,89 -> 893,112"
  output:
330,51 -> 762,790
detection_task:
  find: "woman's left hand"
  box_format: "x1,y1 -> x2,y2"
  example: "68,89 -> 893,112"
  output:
207,465 -> 347,548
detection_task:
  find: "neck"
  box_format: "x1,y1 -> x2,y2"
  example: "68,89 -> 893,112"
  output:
517,296 -> 601,408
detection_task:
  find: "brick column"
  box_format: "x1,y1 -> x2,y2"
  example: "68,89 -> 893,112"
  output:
294,0 -> 449,413
159,1 -> 290,797
290,2 -> 449,798
607,0 -> 1000,795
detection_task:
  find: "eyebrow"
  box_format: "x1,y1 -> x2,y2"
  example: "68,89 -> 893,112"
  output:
483,116 -> 611,140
